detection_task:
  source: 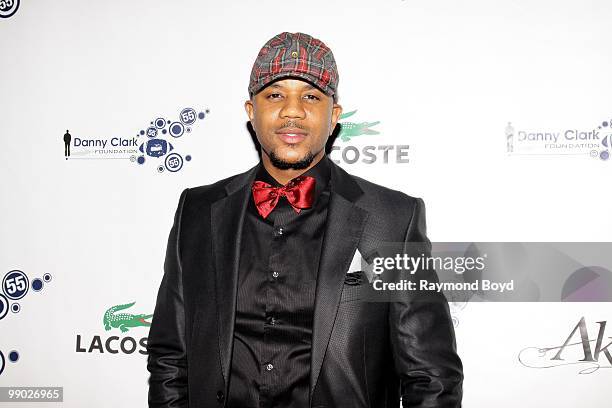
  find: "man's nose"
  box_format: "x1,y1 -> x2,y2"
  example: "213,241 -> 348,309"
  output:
279,96 -> 306,119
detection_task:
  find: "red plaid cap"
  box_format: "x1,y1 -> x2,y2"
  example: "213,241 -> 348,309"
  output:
248,32 -> 339,102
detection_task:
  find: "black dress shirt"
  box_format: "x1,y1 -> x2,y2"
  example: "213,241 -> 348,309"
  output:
227,156 -> 332,408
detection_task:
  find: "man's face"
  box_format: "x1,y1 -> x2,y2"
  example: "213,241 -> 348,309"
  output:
245,78 -> 342,170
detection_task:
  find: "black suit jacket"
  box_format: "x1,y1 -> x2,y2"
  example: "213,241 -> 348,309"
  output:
147,159 -> 463,408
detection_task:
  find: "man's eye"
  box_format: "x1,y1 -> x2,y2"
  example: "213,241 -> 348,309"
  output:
267,93 -> 282,99
304,94 -> 320,101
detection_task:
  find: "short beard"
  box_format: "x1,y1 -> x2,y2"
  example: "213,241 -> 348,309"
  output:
269,150 -> 316,170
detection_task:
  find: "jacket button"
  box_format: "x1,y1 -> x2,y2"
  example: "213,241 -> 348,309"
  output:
216,391 -> 224,403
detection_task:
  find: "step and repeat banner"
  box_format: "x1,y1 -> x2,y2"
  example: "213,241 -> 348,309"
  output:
1,0 -> 611,407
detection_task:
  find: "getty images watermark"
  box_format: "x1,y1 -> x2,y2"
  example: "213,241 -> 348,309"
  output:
371,253 -> 514,294
353,242 -> 612,303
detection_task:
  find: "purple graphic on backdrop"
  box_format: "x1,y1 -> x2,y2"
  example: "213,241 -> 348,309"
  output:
561,266 -> 612,301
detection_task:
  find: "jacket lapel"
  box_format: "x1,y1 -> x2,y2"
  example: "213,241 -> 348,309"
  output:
310,161 -> 369,398
210,164 -> 258,385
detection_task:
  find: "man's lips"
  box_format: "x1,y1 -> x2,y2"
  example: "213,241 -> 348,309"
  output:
275,128 -> 308,144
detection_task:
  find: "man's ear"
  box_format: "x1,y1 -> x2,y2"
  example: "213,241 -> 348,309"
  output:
245,99 -> 254,122
330,103 -> 343,134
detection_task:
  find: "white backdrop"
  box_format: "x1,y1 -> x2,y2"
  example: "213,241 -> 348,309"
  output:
1,0 -> 611,407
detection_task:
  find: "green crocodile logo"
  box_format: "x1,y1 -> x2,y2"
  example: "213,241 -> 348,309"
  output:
338,110 -> 380,142
103,302 -> 152,333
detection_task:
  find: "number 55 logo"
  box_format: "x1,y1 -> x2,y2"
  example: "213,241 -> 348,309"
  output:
2,270 -> 29,300
0,0 -> 20,19
180,108 -> 196,125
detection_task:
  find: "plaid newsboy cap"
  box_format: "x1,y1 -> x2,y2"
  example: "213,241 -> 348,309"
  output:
248,32 -> 339,102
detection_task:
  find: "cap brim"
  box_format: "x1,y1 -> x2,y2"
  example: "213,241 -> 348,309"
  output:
250,72 -> 334,100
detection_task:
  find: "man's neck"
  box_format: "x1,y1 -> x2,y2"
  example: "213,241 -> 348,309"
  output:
261,152 -> 325,185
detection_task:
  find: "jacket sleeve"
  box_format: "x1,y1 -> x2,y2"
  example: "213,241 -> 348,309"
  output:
389,197 -> 464,407
147,188 -> 189,408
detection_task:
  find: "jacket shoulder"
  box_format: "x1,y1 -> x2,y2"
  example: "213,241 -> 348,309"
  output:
183,166 -> 255,205
185,174 -> 236,203
348,173 -> 426,241
350,173 -> 420,210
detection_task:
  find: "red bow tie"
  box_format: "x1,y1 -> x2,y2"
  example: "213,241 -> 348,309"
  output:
251,176 -> 316,219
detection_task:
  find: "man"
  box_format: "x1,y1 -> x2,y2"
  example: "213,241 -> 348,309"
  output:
147,32 -> 463,408
505,122 -> 514,153
64,129 -> 71,157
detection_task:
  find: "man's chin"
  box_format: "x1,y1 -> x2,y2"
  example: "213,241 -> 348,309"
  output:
268,150 -> 316,170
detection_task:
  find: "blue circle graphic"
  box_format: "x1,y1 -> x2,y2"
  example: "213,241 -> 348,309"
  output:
155,118 -> 166,129
198,112 -> 205,120
43,273 -> 52,282
169,122 -> 185,138
0,294 -> 8,320
32,278 -> 43,292
165,153 -> 183,172
185,155 -> 192,161
8,351 -> 19,363
2,271 -> 29,300
137,156 -> 145,165
180,108 -> 197,125
11,303 -> 19,313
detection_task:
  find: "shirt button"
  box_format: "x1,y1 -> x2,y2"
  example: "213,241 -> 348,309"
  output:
216,391 -> 224,403
274,226 -> 284,237
267,315 -> 277,325
266,363 -> 274,371
272,271 -> 279,279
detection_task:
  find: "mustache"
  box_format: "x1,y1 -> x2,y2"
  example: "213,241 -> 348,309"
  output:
277,120 -> 306,131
